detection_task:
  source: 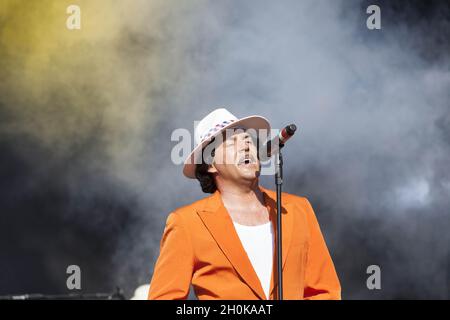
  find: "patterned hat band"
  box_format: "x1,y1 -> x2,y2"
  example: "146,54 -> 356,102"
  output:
198,119 -> 236,142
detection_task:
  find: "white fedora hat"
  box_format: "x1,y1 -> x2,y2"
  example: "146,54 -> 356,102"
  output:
183,108 -> 271,179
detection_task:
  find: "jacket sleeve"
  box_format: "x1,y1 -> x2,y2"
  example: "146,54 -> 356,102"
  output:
148,212 -> 195,300
302,198 -> 341,300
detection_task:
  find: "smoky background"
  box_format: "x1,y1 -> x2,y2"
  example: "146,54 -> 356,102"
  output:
0,0 -> 449,299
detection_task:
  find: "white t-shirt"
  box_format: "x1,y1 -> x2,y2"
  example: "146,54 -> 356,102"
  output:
232,220 -> 274,299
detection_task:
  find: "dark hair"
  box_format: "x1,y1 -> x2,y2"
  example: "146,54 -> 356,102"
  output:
195,147 -> 217,194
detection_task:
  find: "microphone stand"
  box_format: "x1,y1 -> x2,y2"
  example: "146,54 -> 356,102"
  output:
263,123 -> 296,300
275,143 -> 284,300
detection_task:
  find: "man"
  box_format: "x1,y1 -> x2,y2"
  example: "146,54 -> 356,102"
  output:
148,108 -> 341,300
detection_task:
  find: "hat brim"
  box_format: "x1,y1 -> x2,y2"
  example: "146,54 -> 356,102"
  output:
183,115 -> 271,179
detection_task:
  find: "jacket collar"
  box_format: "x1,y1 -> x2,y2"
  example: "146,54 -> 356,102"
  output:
196,185 -> 295,300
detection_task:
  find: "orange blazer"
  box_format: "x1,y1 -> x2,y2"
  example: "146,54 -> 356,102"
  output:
148,186 -> 341,300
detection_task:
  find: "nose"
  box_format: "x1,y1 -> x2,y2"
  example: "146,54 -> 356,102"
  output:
239,136 -> 251,152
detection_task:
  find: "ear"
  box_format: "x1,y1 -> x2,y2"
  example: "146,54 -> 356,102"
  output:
207,164 -> 218,174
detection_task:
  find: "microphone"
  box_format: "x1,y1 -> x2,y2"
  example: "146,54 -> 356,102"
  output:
260,124 -> 297,160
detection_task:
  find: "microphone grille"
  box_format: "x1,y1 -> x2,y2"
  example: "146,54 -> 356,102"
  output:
286,124 -> 297,135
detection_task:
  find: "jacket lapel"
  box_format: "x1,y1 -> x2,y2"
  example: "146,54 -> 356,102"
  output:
196,186 -> 294,300
196,190 -> 266,300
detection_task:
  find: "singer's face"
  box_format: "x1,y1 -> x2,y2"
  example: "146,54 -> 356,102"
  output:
208,128 -> 260,182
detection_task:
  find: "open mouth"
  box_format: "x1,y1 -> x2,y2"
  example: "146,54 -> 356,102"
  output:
237,154 -> 257,166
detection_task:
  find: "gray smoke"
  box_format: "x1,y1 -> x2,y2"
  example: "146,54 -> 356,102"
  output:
119,0 -> 450,299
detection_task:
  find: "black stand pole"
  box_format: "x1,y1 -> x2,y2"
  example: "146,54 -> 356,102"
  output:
275,144 -> 284,300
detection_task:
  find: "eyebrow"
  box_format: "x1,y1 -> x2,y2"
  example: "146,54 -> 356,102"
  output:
234,132 -> 250,138
220,128 -> 252,143
230,132 -> 252,144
